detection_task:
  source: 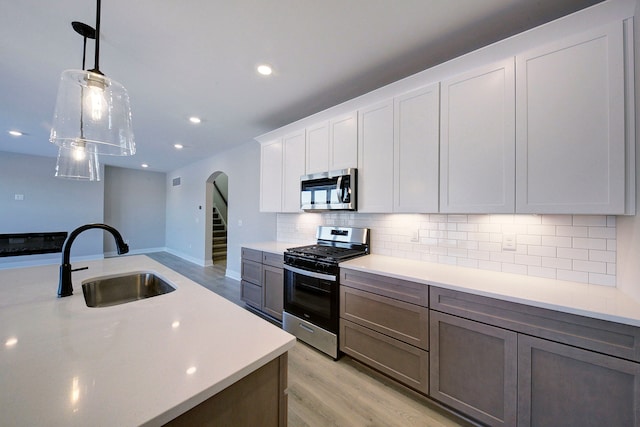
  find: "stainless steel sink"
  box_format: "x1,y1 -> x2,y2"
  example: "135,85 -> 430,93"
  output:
82,272 -> 175,307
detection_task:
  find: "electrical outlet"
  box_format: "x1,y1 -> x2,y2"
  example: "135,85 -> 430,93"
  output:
502,234 -> 516,251
410,229 -> 419,243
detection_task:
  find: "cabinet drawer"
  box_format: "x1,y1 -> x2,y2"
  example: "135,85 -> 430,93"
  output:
241,280 -> 262,310
241,247 -> 262,263
340,319 -> 428,394
340,268 -> 428,307
241,259 -> 262,285
431,287 -> 640,362
263,252 -> 284,268
340,286 -> 428,350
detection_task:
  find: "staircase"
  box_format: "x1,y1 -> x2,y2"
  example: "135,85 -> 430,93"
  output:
212,207 -> 227,262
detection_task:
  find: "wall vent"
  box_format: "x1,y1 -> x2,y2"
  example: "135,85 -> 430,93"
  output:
172,177 -> 181,187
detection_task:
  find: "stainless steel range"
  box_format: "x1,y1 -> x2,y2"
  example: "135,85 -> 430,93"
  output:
283,226 -> 370,359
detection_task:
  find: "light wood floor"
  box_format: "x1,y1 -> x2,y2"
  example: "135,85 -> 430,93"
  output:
146,252 -> 471,427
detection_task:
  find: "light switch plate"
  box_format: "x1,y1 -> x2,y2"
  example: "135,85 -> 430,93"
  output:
502,234 -> 516,251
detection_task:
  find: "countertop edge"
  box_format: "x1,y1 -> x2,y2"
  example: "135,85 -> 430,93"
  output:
145,339 -> 296,426
339,254 -> 640,328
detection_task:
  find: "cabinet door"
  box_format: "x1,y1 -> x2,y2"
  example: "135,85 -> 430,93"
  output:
394,83 -> 440,213
518,335 -> 640,427
516,22 -> 626,214
259,139 -> 283,212
329,112 -> 357,170
358,100 -> 394,212
440,58 -> 515,213
263,265 -> 283,321
430,310 -> 517,427
241,280 -> 262,310
306,121 -> 330,174
282,130 -> 306,213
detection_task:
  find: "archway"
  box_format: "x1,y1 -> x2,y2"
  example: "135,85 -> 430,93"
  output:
205,171 -> 228,266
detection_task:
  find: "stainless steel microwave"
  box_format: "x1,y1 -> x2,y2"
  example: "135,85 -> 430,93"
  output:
300,168 -> 357,212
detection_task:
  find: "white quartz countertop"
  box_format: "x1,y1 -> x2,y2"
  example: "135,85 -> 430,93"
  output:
0,255 -> 295,426
340,254 -> 640,327
242,241 -> 307,255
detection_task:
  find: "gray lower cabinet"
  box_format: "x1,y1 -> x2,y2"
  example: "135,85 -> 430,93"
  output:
339,268 -> 429,394
430,310 -> 517,427
263,263 -> 284,321
241,248 -> 284,320
241,248 -> 263,310
430,286 -> 640,427
518,335 -> 640,427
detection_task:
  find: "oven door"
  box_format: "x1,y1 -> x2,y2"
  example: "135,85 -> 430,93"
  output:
283,265 -> 339,333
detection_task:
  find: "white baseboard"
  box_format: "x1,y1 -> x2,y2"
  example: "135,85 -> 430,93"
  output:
226,270 -> 241,281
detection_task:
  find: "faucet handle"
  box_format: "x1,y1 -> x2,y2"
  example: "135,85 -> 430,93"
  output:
71,266 -> 89,272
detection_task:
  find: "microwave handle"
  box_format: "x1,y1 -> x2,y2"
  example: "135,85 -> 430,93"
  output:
336,176 -> 344,202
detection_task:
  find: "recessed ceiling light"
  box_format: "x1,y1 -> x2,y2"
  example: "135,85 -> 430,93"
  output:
257,64 -> 272,76
174,143 -> 184,149
189,117 -> 201,124
141,163 -> 149,168
8,130 -> 23,137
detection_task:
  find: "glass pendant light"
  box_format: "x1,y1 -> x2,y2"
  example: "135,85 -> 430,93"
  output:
50,0 -> 135,157
55,146 -> 101,181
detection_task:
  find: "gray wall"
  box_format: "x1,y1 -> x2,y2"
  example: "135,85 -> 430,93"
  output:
0,151 -> 104,267
104,166 -> 166,255
165,141 -> 276,277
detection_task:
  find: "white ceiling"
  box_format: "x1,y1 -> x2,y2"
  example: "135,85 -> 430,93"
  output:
0,0 -> 602,173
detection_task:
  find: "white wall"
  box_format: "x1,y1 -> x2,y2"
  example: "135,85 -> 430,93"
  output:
104,166 -> 166,255
165,141 -> 276,277
615,0 -> 640,300
0,151 -> 104,267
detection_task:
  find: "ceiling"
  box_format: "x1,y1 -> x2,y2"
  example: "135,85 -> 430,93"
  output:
0,0 -> 603,173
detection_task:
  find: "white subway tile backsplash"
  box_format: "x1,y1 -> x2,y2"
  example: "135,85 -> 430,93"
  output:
573,259 -> 607,274
528,266 -> 557,279
589,273 -> 616,286
588,227 -> 616,239
541,215 -> 573,225
276,213 -> 617,286
557,247 -> 589,260
557,226 -> 589,237
528,245 -> 557,257
573,215 -> 607,226
502,263 -> 528,275
515,254 -> 542,267
572,237 -> 607,250
541,235 -> 572,248
589,250 -> 616,263
557,269 -> 589,283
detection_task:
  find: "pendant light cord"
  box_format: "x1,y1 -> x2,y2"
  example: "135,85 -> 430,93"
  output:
92,0 -> 102,74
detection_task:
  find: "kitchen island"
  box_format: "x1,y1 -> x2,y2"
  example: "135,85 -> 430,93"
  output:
0,255 -> 295,426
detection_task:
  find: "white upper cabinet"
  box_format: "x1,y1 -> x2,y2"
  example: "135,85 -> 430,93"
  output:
329,112 -> 358,171
282,130 -> 306,212
515,22 -> 627,214
305,121 -> 330,175
394,83 -> 440,213
440,59 -> 516,213
358,100 -> 394,213
259,139 -> 283,212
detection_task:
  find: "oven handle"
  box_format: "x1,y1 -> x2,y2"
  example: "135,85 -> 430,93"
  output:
284,264 -> 336,282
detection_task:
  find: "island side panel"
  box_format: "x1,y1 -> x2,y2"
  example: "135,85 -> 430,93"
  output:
164,353 -> 288,427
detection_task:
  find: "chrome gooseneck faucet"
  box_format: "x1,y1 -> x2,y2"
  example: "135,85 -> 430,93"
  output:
58,223 -> 129,297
